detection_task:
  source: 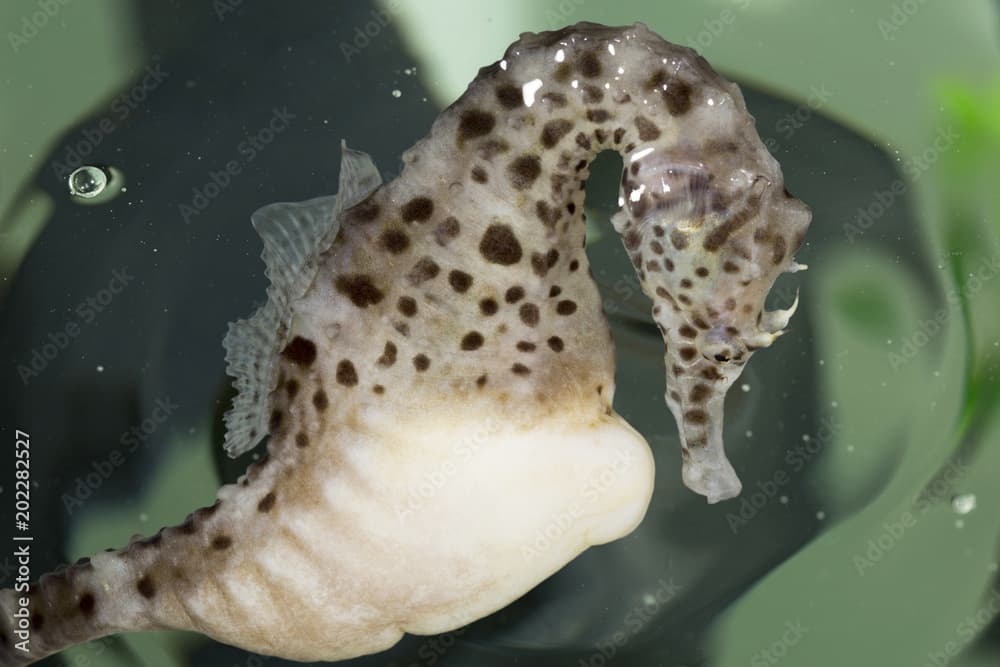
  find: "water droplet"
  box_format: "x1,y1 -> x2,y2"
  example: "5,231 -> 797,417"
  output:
951,493 -> 976,515
68,166 -> 108,199
391,89 -> 402,98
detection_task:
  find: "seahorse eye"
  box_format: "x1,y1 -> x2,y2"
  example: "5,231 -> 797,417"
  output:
703,328 -> 744,365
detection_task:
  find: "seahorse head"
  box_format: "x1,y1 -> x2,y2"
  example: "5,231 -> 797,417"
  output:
613,117 -> 811,502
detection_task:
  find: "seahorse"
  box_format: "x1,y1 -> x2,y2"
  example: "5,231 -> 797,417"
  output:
0,21 -> 809,665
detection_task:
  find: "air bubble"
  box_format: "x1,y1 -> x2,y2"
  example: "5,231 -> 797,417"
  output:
951,494 -> 976,515
68,166 -> 108,199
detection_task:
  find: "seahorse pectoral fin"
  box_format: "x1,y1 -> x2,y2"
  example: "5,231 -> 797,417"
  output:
222,143 -> 382,458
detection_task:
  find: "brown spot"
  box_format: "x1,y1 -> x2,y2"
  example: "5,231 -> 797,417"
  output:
211,535 -> 232,550
460,331 -> 484,351
554,62 -> 573,82
680,278 -> 693,289
434,216 -> 460,246
312,389 -> 328,412
373,384 -> 385,395
407,257 -> 441,285
135,574 -> 156,599
480,224 -> 523,265
695,267 -> 710,278
476,374 -> 488,388
495,84 -> 522,109
379,229 -> 410,254
670,230 -> 689,250
635,116 -> 661,141
541,119 -> 573,148
31,613 -> 43,630
556,300 -> 577,315
400,196 -> 434,223
701,367 -> 724,380
505,285 -> 525,303
257,492 -> 276,513
285,379 -> 299,399
377,341 -> 397,367
336,360 -> 359,387
335,274 -> 384,307
516,341 -> 536,352
269,409 -> 283,431
78,592 -> 96,616
646,70 -> 694,116
471,166 -> 488,183
507,154 -> 541,190
569,259 -> 580,272
531,252 -> 549,278
678,294 -> 692,305
281,336 -> 317,367
575,132 -> 592,150
542,91 -> 568,107
535,200 -> 560,228
578,50 -> 602,78
519,302 -> 540,327
480,298 -> 499,316
295,432 -> 309,448
581,84 -> 604,104
511,363 -> 531,376
679,347 -> 697,361
397,295 -> 418,317
549,285 -> 562,297
457,109 -> 495,145
684,409 -> 708,425
586,108 -> 611,123
772,236 -> 788,264
723,261 -> 740,273
346,195 -> 380,223
679,324 -> 698,338
413,354 -> 430,371
547,336 -> 565,352
448,270 -> 473,293
689,384 -> 711,403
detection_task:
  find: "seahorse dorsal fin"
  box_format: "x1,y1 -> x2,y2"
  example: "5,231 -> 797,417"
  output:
221,143 -> 381,457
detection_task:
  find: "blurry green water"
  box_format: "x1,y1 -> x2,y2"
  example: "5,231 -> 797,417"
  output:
1,2 -> 998,666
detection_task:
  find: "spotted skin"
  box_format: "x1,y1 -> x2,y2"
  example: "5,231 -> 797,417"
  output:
0,22 -> 808,665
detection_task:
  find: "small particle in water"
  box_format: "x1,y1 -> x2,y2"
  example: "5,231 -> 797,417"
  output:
403,67 -> 417,75
642,593 -> 656,606
816,511 -> 826,521
951,494 -> 976,515
139,513 -> 149,522
96,365 -> 104,373
745,430 -> 753,438
801,434 -> 811,442
741,384 -> 750,393
846,444 -> 855,453
391,89 -> 402,98
68,166 -> 109,199
989,562 -> 998,573
778,495 -> 788,505
955,519 -> 964,529
831,401 -> 839,408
